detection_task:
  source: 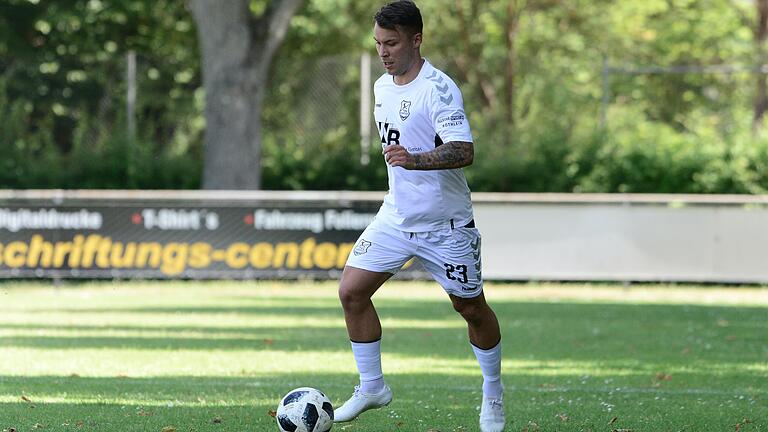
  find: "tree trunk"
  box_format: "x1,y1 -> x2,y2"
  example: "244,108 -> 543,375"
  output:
754,0 -> 768,130
190,0 -> 303,190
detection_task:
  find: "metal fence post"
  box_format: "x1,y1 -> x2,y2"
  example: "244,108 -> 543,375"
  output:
600,56 -> 610,129
126,50 -> 137,140
360,52 -> 372,165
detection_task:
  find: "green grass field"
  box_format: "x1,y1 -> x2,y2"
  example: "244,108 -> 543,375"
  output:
0,281 -> 766,432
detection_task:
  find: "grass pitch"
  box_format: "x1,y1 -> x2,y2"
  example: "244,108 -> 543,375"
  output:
0,281 -> 766,432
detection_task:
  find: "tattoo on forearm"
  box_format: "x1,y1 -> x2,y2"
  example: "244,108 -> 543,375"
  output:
412,141 -> 474,170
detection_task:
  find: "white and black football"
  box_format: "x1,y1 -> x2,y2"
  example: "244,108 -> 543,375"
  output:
276,387 -> 334,432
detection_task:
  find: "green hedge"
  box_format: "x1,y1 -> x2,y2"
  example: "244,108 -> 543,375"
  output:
4,78 -> 768,193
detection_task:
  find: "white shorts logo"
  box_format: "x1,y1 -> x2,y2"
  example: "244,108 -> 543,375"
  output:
354,240 -> 372,256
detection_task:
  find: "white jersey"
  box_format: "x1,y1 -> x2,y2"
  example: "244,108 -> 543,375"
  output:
374,59 -> 474,232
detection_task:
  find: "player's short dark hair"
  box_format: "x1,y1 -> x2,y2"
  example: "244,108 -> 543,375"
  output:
374,1 -> 423,37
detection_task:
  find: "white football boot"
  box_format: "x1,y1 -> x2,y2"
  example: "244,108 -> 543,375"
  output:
479,394 -> 505,432
334,385 -> 393,422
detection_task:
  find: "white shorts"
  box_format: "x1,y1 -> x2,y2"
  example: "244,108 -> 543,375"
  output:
346,217 -> 483,298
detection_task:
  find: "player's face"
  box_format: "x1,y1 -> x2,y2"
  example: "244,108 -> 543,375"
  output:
374,23 -> 421,77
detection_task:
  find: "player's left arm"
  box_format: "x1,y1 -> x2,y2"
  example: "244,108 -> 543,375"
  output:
383,141 -> 473,170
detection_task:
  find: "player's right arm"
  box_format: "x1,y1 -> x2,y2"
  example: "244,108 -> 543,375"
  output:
383,141 -> 473,170
381,68 -> 475,171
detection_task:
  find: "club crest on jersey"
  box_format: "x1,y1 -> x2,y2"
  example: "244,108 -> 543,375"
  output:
399,100 -> 412,121
354,239 -> 372,256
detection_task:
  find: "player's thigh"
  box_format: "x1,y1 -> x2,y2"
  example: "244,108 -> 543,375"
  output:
338,265 -> 393,302
418,227 -> 483,298
345,218 -> 415,275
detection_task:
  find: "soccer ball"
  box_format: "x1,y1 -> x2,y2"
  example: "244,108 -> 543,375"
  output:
276,387 -> 334,432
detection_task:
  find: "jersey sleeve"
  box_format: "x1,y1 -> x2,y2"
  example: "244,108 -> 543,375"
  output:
429,78 -> 473,144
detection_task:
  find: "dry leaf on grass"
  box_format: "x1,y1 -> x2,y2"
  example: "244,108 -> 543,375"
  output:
735,418 -> 752,432
268,409 -> 277,418
652,372 -> 672,387
21,396 -> 32,403
160,427 -> 176,432
523,421 -> 540,432
609,416 -> 618,425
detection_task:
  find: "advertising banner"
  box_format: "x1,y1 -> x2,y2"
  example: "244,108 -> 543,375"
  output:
0,194 -> 425,279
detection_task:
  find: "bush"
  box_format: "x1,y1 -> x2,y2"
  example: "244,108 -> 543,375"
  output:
0,79 -> 201,190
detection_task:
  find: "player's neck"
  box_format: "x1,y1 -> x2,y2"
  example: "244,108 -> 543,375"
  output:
394,57 -> 425,86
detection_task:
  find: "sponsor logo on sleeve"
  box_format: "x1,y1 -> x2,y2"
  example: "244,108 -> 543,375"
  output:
437,114 -> 465,128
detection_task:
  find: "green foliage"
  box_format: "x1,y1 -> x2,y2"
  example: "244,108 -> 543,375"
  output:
0,76 -> 201,189
1,0 -> 767,193
568,106 -> 768,194
0,79 -> 63,187
0,0 -> 202,189
576,108 -> 715,193
262,134 -> 388,191
64,109 -> 202,189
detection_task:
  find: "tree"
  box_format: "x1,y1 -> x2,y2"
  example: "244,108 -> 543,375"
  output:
189,0 -> 303,190
754,0 -> 768,129
0,0 -> 204,189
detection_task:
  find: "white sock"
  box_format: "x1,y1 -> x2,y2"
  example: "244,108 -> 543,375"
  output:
472,340 -> 503,399
351,339 -> 385,394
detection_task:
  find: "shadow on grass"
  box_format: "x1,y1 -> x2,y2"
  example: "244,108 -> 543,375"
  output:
0,373 -> 483,432
1,373 -> 765,432
21,298 -> 768,325
3,300 -> 767,367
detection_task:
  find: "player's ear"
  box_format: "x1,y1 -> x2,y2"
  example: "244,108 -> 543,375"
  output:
412,32 -> 422,49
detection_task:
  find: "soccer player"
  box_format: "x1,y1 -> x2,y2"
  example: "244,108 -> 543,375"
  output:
334,1 -> 505,431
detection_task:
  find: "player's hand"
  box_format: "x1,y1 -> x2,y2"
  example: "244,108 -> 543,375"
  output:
383,144 -> 415,169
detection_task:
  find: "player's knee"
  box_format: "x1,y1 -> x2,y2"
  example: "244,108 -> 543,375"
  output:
338,283 -> 354,307
453,300 -> 484,323
338,283 -> 367,311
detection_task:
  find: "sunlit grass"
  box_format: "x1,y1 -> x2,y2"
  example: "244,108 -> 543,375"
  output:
0,281 -> 766,431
